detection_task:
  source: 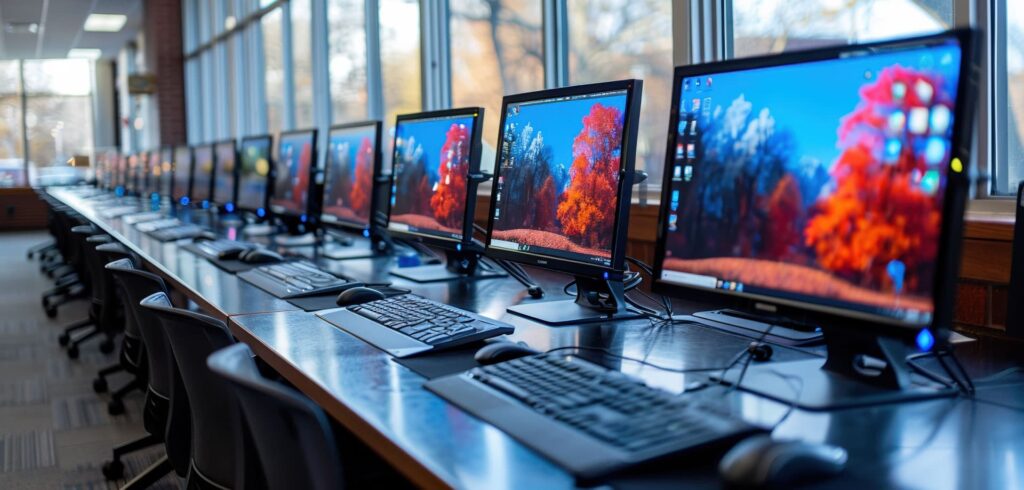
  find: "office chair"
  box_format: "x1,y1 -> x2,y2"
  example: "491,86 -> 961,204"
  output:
142,293 -> 263,489
102,261 -> 191,485
63,233 -> 123,359
93,244 -> 146,415
208,343 -> 345,490
42,218 -> 93,318
54,225 -> 105,352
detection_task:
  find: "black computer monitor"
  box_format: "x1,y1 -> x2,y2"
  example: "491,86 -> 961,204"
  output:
191,144 -> 215,208
114,154 -> 127,194
485,80 -> 644,324
387,108 -> 502,282
270,129 -> 318,230
237,135 -> 273,219
652,30 -> 977,409
172,145 -> 193,205
158,147 -> 174,200
146,150 -> 162,199
125,153 -> 141,196
213,139 -> 238,213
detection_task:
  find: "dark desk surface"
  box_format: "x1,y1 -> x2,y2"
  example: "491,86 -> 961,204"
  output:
50,187 -> 1024,489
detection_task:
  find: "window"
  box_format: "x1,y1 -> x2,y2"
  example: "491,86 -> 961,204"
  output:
567,0 -> 673,185
730,0 -> 953,59
379,0 -> 423,168
262,7 -> 286,136
0,61 -> 24,187
291,0 -> 315,128
327,0 -> 369,122
22,59 -> 94,186
995,0 -> 1024,194
450,0 -> 544,160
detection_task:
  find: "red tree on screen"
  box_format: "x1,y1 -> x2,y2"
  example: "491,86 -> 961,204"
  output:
763,174 -> 803,260
557,103 -> 623,249
349,137 -> 374,219
804,66 -> 951,292
430,123 -> 470,228
535,175 -> 558,232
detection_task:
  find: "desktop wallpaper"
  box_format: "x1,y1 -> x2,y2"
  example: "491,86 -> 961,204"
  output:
214,143 -> 236,204
272,134 -> 314,214
192,146 -> 214,202
323,126 -> 376,225
238,138 -> 271,211
661,43 -> 962,319
390,115 -> 475,238
491,92 -> 628,263
173,147 -> 192,200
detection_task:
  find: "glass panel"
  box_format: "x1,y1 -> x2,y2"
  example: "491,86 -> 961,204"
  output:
379,0 -> 422,169
291,0 -> 314,128
0,61 -> 23,187
327,0 -> 369,122
450,0 -> 543,170
262,7 -> 286,136
567,0 -> 672,185
998,1 -> 1024,194
731,0 -> 953,59
22,60 -> 93,186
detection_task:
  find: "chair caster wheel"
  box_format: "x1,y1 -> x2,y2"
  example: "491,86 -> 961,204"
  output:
100,340 -> 115,354
45,305 -> 57,319
102,459 -> 124,480
107,399 -> 125,416
58,333 -> 70,347
67,346 -> 79,359
93,378 -> 108,393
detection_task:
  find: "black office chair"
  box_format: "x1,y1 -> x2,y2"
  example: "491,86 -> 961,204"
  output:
208,343 -> 345,490
94,244 -> 147,415
142,292 -> 262,489
103,261 -> 192,485
63,233 -> 123,359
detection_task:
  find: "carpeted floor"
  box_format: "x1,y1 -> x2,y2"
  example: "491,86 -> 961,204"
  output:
0,231 -> 179,489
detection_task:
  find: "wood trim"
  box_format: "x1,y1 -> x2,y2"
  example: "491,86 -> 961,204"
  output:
0,187 -> 47,230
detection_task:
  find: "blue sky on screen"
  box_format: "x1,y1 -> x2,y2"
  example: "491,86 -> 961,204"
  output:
505,93 -> 628,169
395,115 -> 476,181
329,126 -> 376,168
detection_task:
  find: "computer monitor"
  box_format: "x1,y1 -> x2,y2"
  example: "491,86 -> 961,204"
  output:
158,147 -> 174,200
652,30 -> 977,409
172,145 -> 194,205
114,154 -> 127,194
146,150 -> 163,199
387,108 -> 502,282
270,129 -> 318,227
125,153 -> 141,196
485,80 -> 644,324
191,144 -> 215,208
213,139 -> 238,212
237,135 -> 273,218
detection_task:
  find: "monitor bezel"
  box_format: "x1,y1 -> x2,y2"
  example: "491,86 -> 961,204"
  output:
211,138 -> 239,208
484,80 -> 643,279
386,107 -> 485,251
190,143 -> 216,206
172,144 -> 194,204
651,29 -> 977,339
236,134 -> 273,215
321,120 -> 384,235
269,128 -> 319,219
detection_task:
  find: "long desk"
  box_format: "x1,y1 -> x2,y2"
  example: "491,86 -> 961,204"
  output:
49,187 -> 1024,489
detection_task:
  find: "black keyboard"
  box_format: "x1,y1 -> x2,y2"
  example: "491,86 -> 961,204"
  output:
237,260 -> 361,299
426,353 -> 766,480
136,218 -> 182,232
318,295 -> 515,357
148,224 -> 207,242
191,239 -> 253,260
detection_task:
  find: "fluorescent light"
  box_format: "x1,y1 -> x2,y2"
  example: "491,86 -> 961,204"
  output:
83,13 -> 127,32
68,48 -> 102,60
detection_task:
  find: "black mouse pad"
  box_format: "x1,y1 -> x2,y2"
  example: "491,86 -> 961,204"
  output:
392,343 -> 483,380
286,286 -> 410,312
181,243 -> 259,274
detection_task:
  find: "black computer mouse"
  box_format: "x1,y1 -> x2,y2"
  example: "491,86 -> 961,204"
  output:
336,287 -> 386,307
239,248 -> 284,264
719,435 -> 847,488
474,341 -> 539,365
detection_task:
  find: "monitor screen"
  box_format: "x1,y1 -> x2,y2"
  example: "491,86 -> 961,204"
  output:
213,140 -> 237,207
489,89 -> 631,268
192,145 -> 214,205
147,150 -> 162,197
271,131 -> 316,216
388,112 -> 479,242
322,123 -> 379,230
657,38 -> 964,326
173,146 -> 193,203
238,136 -> 272,214
115,154 -> 127,190
158,148 -> 174,198
127,153 -> 141,194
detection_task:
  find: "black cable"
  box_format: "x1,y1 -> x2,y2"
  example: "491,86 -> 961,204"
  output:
723,324 -> 777,395
545,345 -> 744,374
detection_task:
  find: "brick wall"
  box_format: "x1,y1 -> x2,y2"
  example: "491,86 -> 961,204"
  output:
145,0 -> 186,146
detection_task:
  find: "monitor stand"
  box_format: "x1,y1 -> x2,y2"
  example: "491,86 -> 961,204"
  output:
389,249 -> 506,283
319,229 -> 379,260
714,326 -> 955,410
273,233 -> 318,247
688,309 -> 823,346
507,276 -> 645,326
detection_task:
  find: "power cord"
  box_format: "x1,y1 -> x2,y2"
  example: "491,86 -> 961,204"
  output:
545,344 -> 746,374
471,223 -> 544,298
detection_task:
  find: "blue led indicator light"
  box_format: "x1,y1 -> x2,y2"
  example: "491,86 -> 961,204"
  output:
300,214 -> 308,223
603,272 -> 609,279
363,229 -> 370,238
180,196 -> 190,206
916,328 -> 935,352
256,208 -> 266,217
226,203 -> 235,213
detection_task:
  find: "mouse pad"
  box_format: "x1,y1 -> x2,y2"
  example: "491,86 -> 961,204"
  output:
392,343 -> 483,380
286,286 -> 410,312
181,243 -> 259,274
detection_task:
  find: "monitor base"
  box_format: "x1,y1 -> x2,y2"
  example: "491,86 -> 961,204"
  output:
689,309 -> 823,346
508,300 -> 644,326
241,223 -> 274,236
272,233 -> 318,247
389,249 -> 506,283
321,244 -> 376,260
713,358 -> 955,411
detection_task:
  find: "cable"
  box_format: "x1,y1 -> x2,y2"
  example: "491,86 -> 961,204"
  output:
722,324 -> 777,395
544,345 -> 745,374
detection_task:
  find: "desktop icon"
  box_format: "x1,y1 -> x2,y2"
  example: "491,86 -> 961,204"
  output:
914,79 -> 934,104
676,143 -> 685,159
908,107 -> 929,134
692,98 -> 701,112
892,81 -> 907,102
924,137 -> 946,165
930,105 -> 951,134
684,165 -> 694,182
686,143 -> 697,159
673,165 -> 683,180
888,111 -> 906,134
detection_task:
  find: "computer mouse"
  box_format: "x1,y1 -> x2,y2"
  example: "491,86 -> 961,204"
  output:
239,248 -> 284,264
474,342 -> 540,365
719,435 -> 847,488
336,287 -> 386,307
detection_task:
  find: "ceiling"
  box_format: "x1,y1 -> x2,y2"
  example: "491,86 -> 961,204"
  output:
0,0 -> 142,60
